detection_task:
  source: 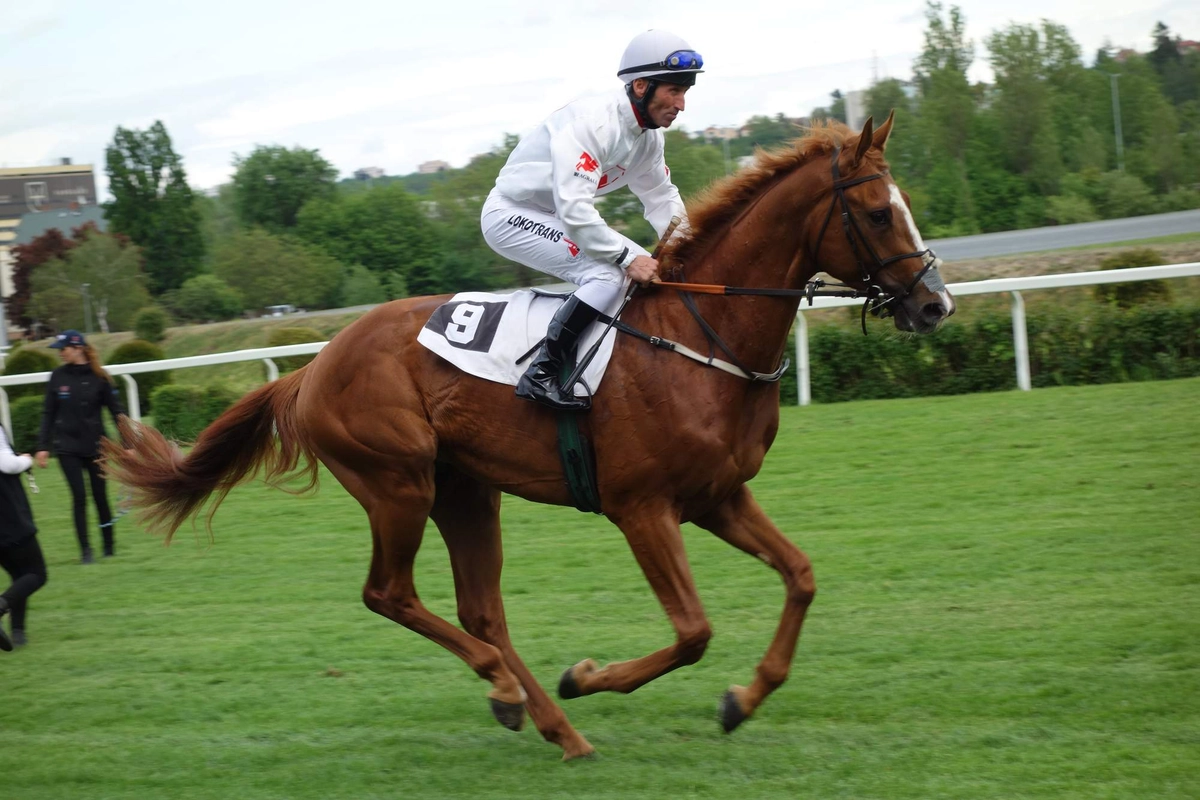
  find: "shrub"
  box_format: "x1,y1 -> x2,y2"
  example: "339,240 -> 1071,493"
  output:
267,327 -> 324,373
1093,249 -> 1172,309
1,347 -> 58,401
1045,195 -> 1099,225
167,275 -> 245,323
9,396 -> 44,454
134,306 -> 171,343
107,339 -> 171,415
1159,187 -> 1200,212
1095,171 -> 1157,219
151,383 -> 241,442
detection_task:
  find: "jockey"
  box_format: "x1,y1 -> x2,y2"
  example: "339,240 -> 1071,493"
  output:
481,29 -> 701,412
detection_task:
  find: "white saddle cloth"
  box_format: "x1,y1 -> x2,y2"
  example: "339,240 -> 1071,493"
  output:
416,289 -> 623,398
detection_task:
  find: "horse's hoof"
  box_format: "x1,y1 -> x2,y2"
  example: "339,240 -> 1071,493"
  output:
489,697 -> 526,731
559,666 -> 583,700
558,659 -> 596,700
719,689 -> 750,734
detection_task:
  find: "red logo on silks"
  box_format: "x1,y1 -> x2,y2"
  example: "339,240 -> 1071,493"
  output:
576,151 -> 599,173
565,238 -> 580,257
598,165 -> 626,189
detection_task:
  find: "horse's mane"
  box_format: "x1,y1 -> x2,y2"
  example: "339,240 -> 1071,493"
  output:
666,119 -> 866,268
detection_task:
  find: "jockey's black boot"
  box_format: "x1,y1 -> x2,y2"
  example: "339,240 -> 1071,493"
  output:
516,295 -> 602,412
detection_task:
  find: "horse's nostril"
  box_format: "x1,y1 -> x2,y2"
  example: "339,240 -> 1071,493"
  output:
920,302 -> 945,323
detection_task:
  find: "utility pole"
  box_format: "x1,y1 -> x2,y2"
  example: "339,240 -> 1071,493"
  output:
1107,73 -> 1125,172
722,135 -> 732,175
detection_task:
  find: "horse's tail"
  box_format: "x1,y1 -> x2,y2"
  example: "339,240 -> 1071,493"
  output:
102,368 -> 317,541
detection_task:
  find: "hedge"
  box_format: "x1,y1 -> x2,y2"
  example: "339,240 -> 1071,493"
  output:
1,348 -> 58,402
9,396 -> 44,454
150,383 -> 241,442
784,303 -> 1200,404
134,306 -> 171,343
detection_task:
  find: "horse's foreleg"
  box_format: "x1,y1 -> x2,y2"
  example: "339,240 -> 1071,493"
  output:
431,467 -> 594,760
356,470 -> 525,728
693,484 -> 816,733
559,503 -> 713,698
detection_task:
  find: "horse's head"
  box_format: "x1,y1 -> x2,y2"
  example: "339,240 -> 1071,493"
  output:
807,112 -> 955,334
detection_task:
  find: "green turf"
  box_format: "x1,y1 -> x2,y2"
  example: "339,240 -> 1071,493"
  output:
2,379 -> 1198,798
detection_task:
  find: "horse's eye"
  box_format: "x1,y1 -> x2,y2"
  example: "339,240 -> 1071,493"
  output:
869,209 -> 890,226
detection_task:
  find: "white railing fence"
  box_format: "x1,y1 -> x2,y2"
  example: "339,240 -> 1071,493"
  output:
1,263 -> 1197,437
793,262 -> 1200,404
0,342 -> 327,439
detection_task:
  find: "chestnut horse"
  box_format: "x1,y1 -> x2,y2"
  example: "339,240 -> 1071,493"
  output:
105,114 -> 955,760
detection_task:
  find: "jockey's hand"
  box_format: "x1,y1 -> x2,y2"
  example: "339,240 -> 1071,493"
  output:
35,451 -> 49,469
627,255 -> 660,286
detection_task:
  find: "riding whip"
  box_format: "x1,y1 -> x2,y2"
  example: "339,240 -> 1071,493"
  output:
561,215 -> 682,395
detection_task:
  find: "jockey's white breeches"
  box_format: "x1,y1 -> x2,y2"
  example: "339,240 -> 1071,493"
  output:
481,189 -> 648,312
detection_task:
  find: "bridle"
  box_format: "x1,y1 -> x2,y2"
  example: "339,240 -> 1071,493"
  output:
654,144 -> 946,338
808,144 -> 942,329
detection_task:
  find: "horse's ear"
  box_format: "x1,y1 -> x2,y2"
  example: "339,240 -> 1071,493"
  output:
872,109 -> 895,153
852,115 -> 874,167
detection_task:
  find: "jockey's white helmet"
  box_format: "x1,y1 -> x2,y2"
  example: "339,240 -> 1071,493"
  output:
617,30 -> 704,86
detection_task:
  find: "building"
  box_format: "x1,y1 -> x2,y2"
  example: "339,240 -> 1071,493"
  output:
418,160 -> 450,174
0,160 -> 99,342
354,166 -> 385,181
701,125 -> 741,143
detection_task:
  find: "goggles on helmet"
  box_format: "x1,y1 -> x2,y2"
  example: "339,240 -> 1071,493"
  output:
619,49 -> 704,78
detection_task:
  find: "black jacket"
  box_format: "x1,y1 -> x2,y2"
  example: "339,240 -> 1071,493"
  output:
0,427 -> 37,547
37,363 -> 126,458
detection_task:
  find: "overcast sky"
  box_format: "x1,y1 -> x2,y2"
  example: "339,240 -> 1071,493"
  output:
2,0 -> 1196,198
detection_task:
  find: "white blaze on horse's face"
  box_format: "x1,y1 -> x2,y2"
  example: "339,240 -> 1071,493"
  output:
888,183 -> 956,316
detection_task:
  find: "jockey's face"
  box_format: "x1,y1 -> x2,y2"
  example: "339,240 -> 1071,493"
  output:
633,79 -> 689,128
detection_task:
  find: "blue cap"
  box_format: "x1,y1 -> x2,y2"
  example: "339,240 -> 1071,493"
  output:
49,330 -> 86,349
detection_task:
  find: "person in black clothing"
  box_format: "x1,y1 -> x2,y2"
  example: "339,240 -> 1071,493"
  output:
0,424 -> 47,650
34,330 -> 127,564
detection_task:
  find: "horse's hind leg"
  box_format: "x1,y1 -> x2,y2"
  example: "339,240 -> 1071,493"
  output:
692,484 -> 816,733
431,466 -> 595,761
558,501 -> 714,698
351,466 -> 526,723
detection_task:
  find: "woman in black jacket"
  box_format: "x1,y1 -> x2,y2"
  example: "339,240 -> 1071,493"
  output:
34,330 -> 127,564
0,424 -> 47,650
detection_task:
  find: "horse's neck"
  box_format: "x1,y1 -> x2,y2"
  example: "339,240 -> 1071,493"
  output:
660,165 -> 823,373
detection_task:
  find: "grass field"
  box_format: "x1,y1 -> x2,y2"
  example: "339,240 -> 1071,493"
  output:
2,379 -> 1198,798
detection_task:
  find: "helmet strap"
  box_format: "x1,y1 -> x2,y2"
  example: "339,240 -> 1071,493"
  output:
626,79 -> 661,130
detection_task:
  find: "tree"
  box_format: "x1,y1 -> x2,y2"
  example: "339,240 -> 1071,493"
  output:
5,223 -> 91,336
104,121 -> 205,294
195,183 -> 239,268
427,136 -> 526,291
167,275 -> 244,323
338,264 -> 387,306
728,114 -> 798,159
28,230 -> 150,333
231,145 -> 338,231
297,183 -> 444,295
911,2 -> 979,228
986,21 -> 1083,193
213,228 -> 343,310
